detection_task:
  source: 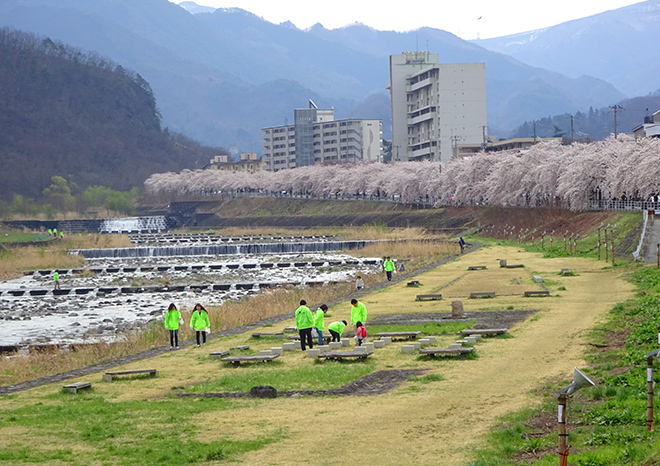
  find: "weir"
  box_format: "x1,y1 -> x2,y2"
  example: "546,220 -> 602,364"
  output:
73,240 -> 373,259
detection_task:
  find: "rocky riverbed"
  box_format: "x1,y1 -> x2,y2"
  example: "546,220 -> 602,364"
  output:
0,251 -> 380,349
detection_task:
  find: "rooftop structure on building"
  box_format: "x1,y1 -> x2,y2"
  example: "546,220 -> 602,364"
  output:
262,100 -> 383,172
388,52 -> 487,163
457,137 -> 562,157
632,109 -> 660,139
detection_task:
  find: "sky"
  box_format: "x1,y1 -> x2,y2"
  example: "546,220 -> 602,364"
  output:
176,0 -> 643,39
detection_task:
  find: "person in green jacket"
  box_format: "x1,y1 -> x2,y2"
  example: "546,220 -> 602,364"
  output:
295,300 -> 314,350
190,303 -> 211,347
350,299 -> 367,328
328,320 -> 347,342
164,303 -> 182,349
53,270 -> 60,290
384,256 -> 395,281
314,304 -> 328,346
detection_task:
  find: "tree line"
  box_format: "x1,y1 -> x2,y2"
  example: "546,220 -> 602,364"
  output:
144,135 -> 660,211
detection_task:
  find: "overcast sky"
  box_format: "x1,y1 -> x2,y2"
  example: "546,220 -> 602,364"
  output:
177,0 -> 643,39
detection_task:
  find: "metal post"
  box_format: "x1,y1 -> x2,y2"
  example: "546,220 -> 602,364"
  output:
597,227 -> 601,260
604,228 -> 609,262
647,355 -> 655,432
558,393 -> 568,466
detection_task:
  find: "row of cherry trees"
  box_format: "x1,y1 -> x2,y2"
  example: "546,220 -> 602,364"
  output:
144,135 -> 660,211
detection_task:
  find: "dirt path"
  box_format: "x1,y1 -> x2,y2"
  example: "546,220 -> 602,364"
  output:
235,245 -> 633,465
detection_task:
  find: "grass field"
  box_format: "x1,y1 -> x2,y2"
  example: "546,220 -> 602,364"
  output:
0,242 -> 637,465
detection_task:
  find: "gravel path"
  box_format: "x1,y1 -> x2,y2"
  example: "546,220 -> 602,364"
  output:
0,243 -> 481,395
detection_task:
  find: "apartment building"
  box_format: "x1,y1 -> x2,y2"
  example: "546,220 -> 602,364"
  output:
207,152 -> 266,173
389,52 -> 487,163
262,103 -> 382,171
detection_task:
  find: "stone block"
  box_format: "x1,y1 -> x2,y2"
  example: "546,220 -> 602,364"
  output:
411,342 -> 421,351
249,385 -> 277,398
341,339 -> 351,347
468,334 -> 482,341
282,342 -> 296,351
451,300 -> 464,318
418,338 -> 430,347
259,350 -> 273,356
465,337 -> 477,345
317,345 -> 331,353
426,336 -> 436,344
354,346 -> 367,353
499,259 -> 507,268
270,347 -> 283,356
382,337 -> 392,345
449,343 -> 462,350
363,342 -> 374,352
373,340 -> 385,348
306,348 -> 320,358
329,342 -> 342,350
402,345 -> 415,353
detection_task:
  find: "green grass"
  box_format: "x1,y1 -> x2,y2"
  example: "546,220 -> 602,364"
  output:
368,322 -> 475,335
0,229 -> 51,243
0,394 -> 282,465
188,361 -> 376,393
469,265 -> 660,465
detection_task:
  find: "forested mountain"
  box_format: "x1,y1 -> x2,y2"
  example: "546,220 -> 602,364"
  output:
0,0 -> 627,153
0,28 -> 215,200
509,93 -> 660,141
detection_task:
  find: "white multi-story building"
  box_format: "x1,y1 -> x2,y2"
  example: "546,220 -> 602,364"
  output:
262,103 -> 382,171
389,52 -> 487,163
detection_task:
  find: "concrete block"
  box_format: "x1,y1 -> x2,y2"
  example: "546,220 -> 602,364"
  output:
465,337 -> 477,345
270,347 -> 283,356
449,343 -> 462,350
259,350 -> 273,356
373,340 -> 385,348
382,337 -> 392,345
341,339 -> 351,347
306,348 -> 320,358
402,345 -> 415,354
363,342 -> 374,352
426,336 -> 436,344
354,346 -> 367,353
418,338 -> 430,347
282,342 -> 296,351
329,342 -> 342,350
317,345 -> 331,353
411,342 -> 421,351
468,334 -> 482,341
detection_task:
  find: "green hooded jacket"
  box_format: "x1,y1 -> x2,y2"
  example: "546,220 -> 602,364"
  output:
164,308 -> 182,330
328,321 -> 346,335
313,310 -> 324,331
190,310 -> 210,331
350,301 -> 367,325
295,305 -> 314,330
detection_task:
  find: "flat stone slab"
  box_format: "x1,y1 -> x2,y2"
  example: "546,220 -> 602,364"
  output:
407,280 -> 421,287
505,264 -> 525,268
221,354 -> 280,365
469,292 -> 496,298
251,332 -> 284,338
103,369 -> 158,382
420,347 -> 474,357
317,351 -> 373,360
63,382 -> 92,393
371,331 -> 421,340
209,351 -> 230,359
416,294 -> 442,301
460,328 -> 508,336
230,345 -> 250,350
467,265 -> 487,270
524,290 -> 550,297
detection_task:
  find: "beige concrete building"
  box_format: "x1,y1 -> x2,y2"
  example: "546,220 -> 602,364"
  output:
388,52 -> 487,163
207,152 -> 266,173
262,104 -> 382,172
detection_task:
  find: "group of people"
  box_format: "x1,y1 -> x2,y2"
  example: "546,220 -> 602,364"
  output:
294,298 -> 368,351
164,303 -> 211,349
47,228 -> 64,239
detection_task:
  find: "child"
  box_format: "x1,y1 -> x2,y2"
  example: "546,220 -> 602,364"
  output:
354,321 -> 366,346
164,303 -> 182,349
355,275 -> 364,291
190,303 -> 210,347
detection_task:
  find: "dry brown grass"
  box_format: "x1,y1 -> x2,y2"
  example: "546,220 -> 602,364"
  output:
0,233 -> 131,279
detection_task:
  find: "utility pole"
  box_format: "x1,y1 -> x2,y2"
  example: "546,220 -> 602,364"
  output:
570,115 -> 574,143
610,105 -> 624,138
533,121 -> 537,143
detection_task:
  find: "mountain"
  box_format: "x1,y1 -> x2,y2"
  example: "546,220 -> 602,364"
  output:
473,0 -> 660,97
0,28 -> 211,200
177,1 -> 215,14
0,0 -> 633,156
